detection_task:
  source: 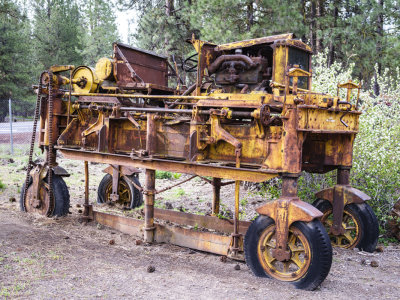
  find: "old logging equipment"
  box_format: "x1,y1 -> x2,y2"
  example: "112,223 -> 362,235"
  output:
22,33 -> 379,290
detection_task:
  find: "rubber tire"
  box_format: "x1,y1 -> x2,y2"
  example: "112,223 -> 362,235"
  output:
352,203 -> 379,252
244,216 -> 332,291
313,199 -> 379,253
20,173 -> 70,217
97,174 -> 143,208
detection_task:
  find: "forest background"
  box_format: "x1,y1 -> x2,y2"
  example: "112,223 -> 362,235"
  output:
0,0 -> 399,235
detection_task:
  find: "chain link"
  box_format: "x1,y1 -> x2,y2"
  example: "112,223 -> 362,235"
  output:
22,72 -> 46,211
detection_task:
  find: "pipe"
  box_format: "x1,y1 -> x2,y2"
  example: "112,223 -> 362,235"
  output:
71,92 -> 227,100
208,55 -> 256,74
77,104 -> 259,118
168,83 -> 197,108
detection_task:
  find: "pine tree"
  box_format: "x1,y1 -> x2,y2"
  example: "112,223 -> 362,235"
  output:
80,0 -> 120,65
0,0 -> 34,121
32,0 -> 83,72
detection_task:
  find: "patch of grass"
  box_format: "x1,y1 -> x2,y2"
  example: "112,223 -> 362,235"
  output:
48,250 -> 63,260
379,236 -> 398,246
0,179 -> 6,190
172,173 -> 182,179
0,287 -> 10,297
155,170 -> 173,179
12,283 -> 25,293
22,258 -> 35,265
174,188 -> 185,197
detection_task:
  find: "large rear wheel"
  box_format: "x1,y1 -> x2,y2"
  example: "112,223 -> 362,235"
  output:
244,216 -> 332,290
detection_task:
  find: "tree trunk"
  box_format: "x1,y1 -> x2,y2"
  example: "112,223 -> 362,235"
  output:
328,1 -> 339,67
374,0 -> 384,96
310,0 -> 317,51
246,1 -> 254,31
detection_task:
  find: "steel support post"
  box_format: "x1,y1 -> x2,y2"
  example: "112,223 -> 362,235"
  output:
273,174 -> 299,261
331,166 -> 351,235
9,98 -> 13,155
212,177 -> 221,216
232,179 -> 240,255
337,167 -> 350,185
83,161 -> 90,216
110,165 -> 120,202
144,169 -> 156,243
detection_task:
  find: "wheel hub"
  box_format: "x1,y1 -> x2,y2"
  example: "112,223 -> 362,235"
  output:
321,208 -> 361,248
25,183 -> 53,216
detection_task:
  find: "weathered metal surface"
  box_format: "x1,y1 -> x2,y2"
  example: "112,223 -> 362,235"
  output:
144,169 -> 156,243
93,210 -> 236,257
113,43 -> 168,87
315,185 -> 370,205
26,33 -> 372,288
153,208 -> 250,235
215,33 -> 295,51
388,199 -> 400,241
57,148 -> 279,182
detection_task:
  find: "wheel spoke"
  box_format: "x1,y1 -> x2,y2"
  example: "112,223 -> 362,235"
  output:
343,231 -> 354,243
266,241 -> 275,248
290,245 -> 305,252
336,235 -> 343,245
120,190 -> 130,198
291,253 -> 303,269
344,226 -> 356,230
288,232 -> 296,245
282,261 -> 291,273
266,254 -> 276,264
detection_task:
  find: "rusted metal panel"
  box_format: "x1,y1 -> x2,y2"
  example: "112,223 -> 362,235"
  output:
113,43 -> 168,87
93,210 -> 235,257
315,185 -> 371,205
215,33 -> 294,51
297,107 -> 359,133
154,224 -> 232,256
93,210 -> 144,236
153,208 -> 250,235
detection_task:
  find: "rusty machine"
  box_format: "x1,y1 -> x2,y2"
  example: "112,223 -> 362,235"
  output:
22,33 -> 379,290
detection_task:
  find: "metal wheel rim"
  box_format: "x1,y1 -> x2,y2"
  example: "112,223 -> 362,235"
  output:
257,224 -> 311,281
321,208 -> 361,249
104,178 -> 132,206
25,184 -> 53,216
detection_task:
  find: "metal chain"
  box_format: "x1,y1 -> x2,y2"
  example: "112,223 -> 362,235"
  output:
47,71 -> 55,216
23,71 -> 55,216
22,72 -> 46,210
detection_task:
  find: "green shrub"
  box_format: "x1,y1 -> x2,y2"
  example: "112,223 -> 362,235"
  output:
155,170 -> 172,179
0,179 -> 6,190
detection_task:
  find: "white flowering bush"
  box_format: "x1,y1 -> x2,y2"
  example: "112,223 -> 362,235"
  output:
301,51 -> 400,231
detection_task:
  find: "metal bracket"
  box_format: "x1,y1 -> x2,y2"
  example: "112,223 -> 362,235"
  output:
208,114 -> 242,150
29,164 -> 48,208
315,184 -> 369,235
109,165 -> 120,202
256,197 -> 322,262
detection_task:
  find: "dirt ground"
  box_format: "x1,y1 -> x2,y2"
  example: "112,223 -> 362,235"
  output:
0,153 -> 399,299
